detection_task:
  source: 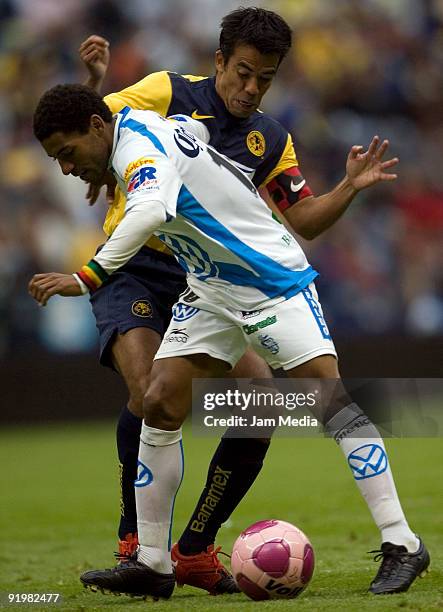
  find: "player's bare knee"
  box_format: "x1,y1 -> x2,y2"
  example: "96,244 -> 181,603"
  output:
143,383 -> 183,430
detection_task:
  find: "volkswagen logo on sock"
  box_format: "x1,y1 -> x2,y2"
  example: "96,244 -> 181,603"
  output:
348,444 -> 388,480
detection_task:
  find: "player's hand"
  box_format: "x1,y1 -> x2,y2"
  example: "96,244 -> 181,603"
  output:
86,182 -> 102,205
79,35 -> 110,87
346,136 -> 399,191
28,273 -> 83,306
86,173 -> 116,206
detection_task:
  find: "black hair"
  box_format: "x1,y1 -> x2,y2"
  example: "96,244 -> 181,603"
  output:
219,7 -> 292,64
33,83 -> 112,142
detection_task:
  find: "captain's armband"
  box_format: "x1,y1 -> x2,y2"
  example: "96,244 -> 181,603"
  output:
266,167 -> 313,213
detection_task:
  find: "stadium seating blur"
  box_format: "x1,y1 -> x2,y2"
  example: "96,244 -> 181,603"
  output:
0,0 -> 441,371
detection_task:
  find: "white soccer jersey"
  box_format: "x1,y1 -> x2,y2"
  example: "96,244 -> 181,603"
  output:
106,107 -> 318,310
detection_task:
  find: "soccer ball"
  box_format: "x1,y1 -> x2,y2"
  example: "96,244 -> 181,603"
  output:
231,519 -> 314,600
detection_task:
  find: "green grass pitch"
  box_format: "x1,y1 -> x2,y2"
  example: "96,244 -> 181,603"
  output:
0,422 -> 441,611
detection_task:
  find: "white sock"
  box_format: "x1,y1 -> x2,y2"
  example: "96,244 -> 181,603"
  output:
326,403 -> 419,553
135,423 -> 184,573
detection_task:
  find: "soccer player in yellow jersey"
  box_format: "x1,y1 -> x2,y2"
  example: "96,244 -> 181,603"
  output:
33,8 -> 421,597
31,82 -> 428,599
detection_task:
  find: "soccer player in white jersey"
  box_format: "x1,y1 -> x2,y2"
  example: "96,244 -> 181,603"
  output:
30,84 -> 429,600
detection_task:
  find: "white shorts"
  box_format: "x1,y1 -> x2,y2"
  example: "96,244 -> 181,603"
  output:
155,283 -> 337,370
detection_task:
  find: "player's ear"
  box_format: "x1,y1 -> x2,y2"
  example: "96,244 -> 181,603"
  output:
90,114 -> 105,133
215,49 -> 225,72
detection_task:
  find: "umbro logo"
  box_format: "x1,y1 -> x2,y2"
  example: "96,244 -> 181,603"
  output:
191,110 -> 215,120
348,444 -> 388,480
134,460 -> 154,487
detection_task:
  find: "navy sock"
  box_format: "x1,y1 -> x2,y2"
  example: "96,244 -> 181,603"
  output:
178,437 -> 270,555
116,406 -> 142,539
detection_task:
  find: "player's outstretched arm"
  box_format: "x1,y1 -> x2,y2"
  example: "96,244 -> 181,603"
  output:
79,34 -> 110,93
29,199 -> 168,305
274,136 -> 398,240
28,273 -> 84,306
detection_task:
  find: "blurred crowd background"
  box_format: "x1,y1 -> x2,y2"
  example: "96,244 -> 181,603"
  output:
1,0 -> 442,360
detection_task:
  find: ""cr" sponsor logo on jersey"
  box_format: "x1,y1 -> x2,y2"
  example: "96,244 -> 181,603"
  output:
127,166 -> 157,192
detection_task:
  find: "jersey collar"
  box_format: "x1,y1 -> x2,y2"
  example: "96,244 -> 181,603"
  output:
109,107 -> 130,169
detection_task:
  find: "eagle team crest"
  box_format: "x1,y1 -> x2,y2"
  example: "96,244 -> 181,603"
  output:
246,131 -> 266,157
131,300 -> 153,318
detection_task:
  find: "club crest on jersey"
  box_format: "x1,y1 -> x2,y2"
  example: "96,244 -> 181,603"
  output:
246,131 -> 266,157
127,166 -> 158,192
172,303 -> 200,321
348,444 -> 388,480
124,157 -> 155,181
131,300 -> 153,318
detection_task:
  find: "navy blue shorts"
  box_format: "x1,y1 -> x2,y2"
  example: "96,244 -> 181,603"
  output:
90,245 -> 186,368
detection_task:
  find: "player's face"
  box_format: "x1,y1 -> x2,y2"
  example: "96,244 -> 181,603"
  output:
215,43 -> 280,118
41,117 -> 110,185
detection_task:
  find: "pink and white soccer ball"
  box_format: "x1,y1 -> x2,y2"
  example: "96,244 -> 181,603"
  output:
231,519 -> 314,600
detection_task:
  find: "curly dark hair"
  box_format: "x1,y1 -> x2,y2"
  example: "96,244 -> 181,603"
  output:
33,84 -> 112,142
219,7 -> 292,64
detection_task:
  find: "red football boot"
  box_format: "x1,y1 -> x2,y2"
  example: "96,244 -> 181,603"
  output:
171,543 -> 240,595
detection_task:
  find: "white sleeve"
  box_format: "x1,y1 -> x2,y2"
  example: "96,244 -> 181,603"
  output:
167,114 -> 210,144
94,200 -> 167,274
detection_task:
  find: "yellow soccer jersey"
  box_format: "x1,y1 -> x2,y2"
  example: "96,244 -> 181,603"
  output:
103,71 -> 299,252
